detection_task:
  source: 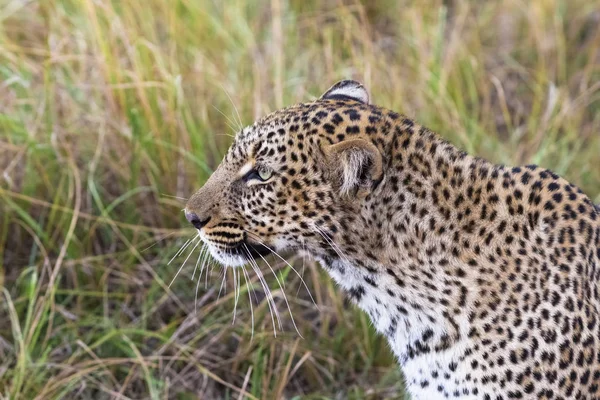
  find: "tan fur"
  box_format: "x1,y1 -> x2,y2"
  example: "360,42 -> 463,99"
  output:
325,138 -> 383,197
185,81 -> 600,399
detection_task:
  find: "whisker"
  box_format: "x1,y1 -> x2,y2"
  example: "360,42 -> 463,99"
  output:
197,245 -> 211,283
169,237 -> 201,288
220,83 -> 244,131
244,230 -> 317,308
246,265 -> 261,305
141,231 -> 178,253
297,238 -> 307,297
255,251 -> 303,338
194,247 -> 212,314
247,259 -> 277,334
194,271 -> 203,315
254,258 -> 282,331
215,132 -> 237,139
167,237 -> 194,266
241,264 -> 255,340
207,262 -> 218,289
243,244 -> 278,336
160,193 -> 188,201
251,252 -> 283,330
191,243 -> 207,280
313,225 -> 352,267
211,105 -> 240,135
217,267 -> 227,300
239,251 -> 261,307
232,266 -> 240,324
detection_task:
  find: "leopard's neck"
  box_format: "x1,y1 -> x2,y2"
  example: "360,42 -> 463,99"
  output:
316,117 -> 522,367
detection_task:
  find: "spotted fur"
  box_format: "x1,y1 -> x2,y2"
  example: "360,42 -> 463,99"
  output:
185,80 -> 600,399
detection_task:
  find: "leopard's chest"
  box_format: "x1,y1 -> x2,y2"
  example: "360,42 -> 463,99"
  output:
317,257 -> 483,399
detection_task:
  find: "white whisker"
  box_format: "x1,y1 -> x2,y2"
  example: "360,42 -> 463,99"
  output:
255,251 -> 303,338
198,246 -> 211,283
254,258 -> 282,330
194,246 -> 212,314
244,230 -> 317,308
169,237 -> 201,288
297,238 -> 307,297
232,266 -> 240,324
167,237 -> 193,266
243,244 -> 279,336
220,83 -> 244,131
141,231 -> 177,253
217,267 -> 227,300
247,266 -> 260,304
211,105 -> 240,135
313,225 -> 352,267
208,262 -> 219,289
241,264 -> 255,340
191,242 -> 207,280
160,193 -> 188,201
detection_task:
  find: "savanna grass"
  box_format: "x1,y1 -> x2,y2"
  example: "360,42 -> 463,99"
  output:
1,0 -> 599,398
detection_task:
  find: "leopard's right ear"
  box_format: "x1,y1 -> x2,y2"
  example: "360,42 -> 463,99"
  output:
323,138 -> 383,198
320,80 -> 369,105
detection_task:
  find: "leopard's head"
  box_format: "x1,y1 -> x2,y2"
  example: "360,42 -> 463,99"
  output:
185,81 -> 385,266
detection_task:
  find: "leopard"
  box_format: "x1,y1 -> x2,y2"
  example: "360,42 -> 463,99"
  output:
184,80 -> 600,399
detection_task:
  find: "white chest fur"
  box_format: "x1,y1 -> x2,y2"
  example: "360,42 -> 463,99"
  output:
318,257 -> 478,400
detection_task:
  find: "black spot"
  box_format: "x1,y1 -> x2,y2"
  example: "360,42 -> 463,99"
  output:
348,286 -> 365,302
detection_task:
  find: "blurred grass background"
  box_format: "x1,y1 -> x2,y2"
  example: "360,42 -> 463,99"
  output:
1,0 -> 599,399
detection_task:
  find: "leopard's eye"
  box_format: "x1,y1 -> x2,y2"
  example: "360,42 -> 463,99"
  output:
243,166 -> 273,183
258,166 -> 272,181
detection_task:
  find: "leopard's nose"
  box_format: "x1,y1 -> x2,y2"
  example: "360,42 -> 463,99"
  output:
185,210 -> 211,230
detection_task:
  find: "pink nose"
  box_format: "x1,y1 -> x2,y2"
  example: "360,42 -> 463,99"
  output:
185,210 -> 211,229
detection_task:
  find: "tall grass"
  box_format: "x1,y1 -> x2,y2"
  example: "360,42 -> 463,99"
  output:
1,0 -> 599,398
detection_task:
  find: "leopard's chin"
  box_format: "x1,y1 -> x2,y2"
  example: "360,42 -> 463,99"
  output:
242,242 -> 272,259
205,240 -> 271,267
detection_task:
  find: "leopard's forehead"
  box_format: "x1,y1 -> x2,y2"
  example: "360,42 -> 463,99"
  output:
226,99 -> 380,164
224,102 -> 319,165
234,103 -> 312,142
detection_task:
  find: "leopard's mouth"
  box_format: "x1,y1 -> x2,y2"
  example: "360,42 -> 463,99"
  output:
201,236 -> 273,267
198,226 -> 275,265
226,241 -> 271,260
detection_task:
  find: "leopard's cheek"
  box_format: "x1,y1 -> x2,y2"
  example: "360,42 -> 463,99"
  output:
238,184 -> 278,234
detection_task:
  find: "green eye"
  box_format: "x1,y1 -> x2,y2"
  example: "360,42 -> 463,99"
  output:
243,166 -> 273,183
258,166 -> 272,181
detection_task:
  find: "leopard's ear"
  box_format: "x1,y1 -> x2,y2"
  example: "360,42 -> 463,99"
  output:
320,80 -> 369,104
323,138 -> 383,198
